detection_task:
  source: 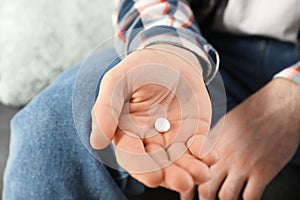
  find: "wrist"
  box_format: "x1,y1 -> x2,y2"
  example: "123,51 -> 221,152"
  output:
145,44 -> 203,76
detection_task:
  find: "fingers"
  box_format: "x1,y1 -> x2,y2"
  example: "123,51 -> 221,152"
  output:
197,171 -> 267,200
201,149 -> 219,167
218,172 -> 246,200
198,163 -> 266,200
242,176 -> 266,200
179,186 -> 196,200
146,143 -> 195,197
198,164 -> 227,200
114,130 -> 163,187
163,164 -> 194,194
90,109 -> 114,149
187,135 -> 219,166
198,181 -> 218,200
167,142 -> 211,185
90,67 -> 128,149
176,153 -> 211,185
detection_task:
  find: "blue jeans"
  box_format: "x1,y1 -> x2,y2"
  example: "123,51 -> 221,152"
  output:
2,49 -> 129,200
3,33 -> 300,200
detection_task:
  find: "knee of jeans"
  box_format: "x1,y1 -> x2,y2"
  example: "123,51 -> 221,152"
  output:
10,83 -> 74,143
11,65 -> 80,138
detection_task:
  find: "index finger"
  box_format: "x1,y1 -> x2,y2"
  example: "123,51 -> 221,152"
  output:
90,65 -> 128,149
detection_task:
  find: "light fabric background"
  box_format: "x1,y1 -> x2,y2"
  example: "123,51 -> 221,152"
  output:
0,0 -> 113,106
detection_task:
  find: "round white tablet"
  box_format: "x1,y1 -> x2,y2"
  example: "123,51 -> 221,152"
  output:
154,117 -> 170,133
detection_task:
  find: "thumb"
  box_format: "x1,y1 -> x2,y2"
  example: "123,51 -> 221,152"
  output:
90,68 -> 128,149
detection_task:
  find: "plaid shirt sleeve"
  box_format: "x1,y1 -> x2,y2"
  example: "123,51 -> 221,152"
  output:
113,0 -> 219,83
274,61 -> 300,85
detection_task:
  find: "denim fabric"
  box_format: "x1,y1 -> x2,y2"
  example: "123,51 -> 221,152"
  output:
2,49 -> 127,200
209,33 -> 300,110
3,34 -> 300,200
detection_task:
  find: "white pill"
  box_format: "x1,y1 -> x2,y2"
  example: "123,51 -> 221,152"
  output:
154,117 -> 170,133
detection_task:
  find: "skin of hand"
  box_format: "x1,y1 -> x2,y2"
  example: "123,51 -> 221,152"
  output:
198,78 -> 300,200
89,45 -> 219,199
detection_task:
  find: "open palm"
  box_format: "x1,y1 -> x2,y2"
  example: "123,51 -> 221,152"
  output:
90,45 -> 218,199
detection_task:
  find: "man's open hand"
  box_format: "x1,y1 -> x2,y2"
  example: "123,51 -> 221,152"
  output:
90,45 -> 218,199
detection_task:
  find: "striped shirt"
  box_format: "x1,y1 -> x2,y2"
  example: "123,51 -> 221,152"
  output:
274,62 -> 300,85
113,0 -> 300,85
